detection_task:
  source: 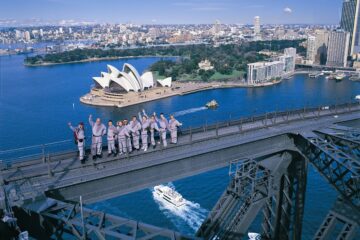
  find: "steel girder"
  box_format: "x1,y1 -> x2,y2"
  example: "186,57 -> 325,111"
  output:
296,132 -> 360,208
315,126 -> 360,160
262,155 -> 307,240
313,197 -> 360,240
196,152 -> 293,240
28,198 -> 196,240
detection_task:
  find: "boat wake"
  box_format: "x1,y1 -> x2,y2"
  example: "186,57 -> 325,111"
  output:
152,183 -> 208,233
173,107 -> 207,117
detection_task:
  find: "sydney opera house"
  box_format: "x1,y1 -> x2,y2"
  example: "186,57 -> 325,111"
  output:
92,63 -> 172,93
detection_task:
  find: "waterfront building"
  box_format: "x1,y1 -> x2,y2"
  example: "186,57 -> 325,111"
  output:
254,16 -> 261,41
279,55 -> 295,74
92,63 -> 172,93
284,47 -> 297,70
340,0 -> 360,55
326,30 -> 350,67
306,36 -> 316,63
247,61 -> 284,85
198,59 -> 214,71
314,30 -> 329,65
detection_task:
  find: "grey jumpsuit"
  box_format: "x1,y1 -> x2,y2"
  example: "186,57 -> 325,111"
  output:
117,125 -> 129,154
89,116 -> 106,156
125,123 -> 133,152
156,117 -> 168,147
107,125 -> 117,154
131,120 -> 141,150
169,119 -> 181,144
69,125 -> 85,160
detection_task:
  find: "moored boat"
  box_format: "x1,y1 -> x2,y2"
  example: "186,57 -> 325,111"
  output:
335,73 -> 346,81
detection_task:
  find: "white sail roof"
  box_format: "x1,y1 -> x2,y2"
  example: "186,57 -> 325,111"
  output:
92,63 -> 164,92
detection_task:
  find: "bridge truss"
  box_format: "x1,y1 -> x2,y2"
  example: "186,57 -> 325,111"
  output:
196,151 -> 307,240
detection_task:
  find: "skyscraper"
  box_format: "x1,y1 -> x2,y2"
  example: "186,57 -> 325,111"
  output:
306,36 -> 316,63
326,30 -> 350,67
314,30 -> 329,65
254,16 -> 261,41
24,31 -> 31,42
340,0 -> 360,55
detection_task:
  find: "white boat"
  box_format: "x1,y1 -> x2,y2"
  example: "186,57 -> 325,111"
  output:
248,232 -> 261,240
309,72 -> 322,78
335,73 -> 346,81
206,100 -> 219,108
355,95 -> 360,100
322,70 -> 333,75
154,185 -> 185,207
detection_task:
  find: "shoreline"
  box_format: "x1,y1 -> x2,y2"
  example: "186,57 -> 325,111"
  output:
79,79 -> 283,108
24,55 -> 177,67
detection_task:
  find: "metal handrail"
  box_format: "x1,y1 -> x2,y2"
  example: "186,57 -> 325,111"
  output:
0,101 -> 359,166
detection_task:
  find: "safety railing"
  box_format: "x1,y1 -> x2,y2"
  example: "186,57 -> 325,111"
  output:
1,101 -> 359,170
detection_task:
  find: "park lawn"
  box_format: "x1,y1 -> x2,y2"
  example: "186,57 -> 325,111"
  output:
154,70 -> 245,82
209,70 -> 244,81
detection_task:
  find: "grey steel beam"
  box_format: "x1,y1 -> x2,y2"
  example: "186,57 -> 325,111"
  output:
294,132 -> 360,208
21,197 -> 196,240
196,151 -> 295,239
45,135 -> 295,204
313,197 -> 359,240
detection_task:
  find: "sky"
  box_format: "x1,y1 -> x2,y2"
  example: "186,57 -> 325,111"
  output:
0,0 -> 343,25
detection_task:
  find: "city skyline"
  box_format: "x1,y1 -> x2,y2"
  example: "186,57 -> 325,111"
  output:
1,0 -> 343,26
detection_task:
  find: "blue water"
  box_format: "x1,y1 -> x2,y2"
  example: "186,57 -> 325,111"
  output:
0,55 -> 359,238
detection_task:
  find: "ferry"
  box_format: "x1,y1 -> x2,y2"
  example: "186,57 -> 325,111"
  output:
206,100 -> 219,109
248,232 -> 261,240
154,185 -> 185,207
308,72 -> 322,78
335,73 -> 346,81
349,73 -> 360,81
322,70 -> 333,75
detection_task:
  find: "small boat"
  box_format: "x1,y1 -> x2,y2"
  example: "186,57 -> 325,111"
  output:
335,73 -> 346,81
322,70 -> 333,75
309,72 -> 322,78
248,232 -> 261,240
206,100 -> 219,108
154,185 -> 185,207
355,95 -> 360,100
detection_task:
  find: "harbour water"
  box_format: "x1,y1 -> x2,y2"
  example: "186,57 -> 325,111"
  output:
0,54 -> 360,238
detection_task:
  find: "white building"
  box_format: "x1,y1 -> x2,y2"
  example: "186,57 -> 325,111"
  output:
247,61 -> 284,85
198,59 -> 214,71
306,36 -> 316,63
254,16 -> 261,41
92,63 -> 172,93
326,30 -> 350,67
284,47 -> 297,71
24,31 -> 31,42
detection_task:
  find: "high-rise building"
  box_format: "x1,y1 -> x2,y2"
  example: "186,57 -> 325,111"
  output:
15,30 -> 22,39
326,30 -> 350,67
39,29 -> 43,37
283,47 -> 297,72
212,20 -> 221,35
68,27 -> 72,34
340,0 -> 360,55
247,61 -> 284,84
314,30 -> 329,65
306,36 -> 316,63
254,16 -> 261,40
24,31 -> 31,42
59,27 -> 63,34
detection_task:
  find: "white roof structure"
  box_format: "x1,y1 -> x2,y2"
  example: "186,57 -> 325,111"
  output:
92,63 -> 172,92
157,77 -> 172,87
